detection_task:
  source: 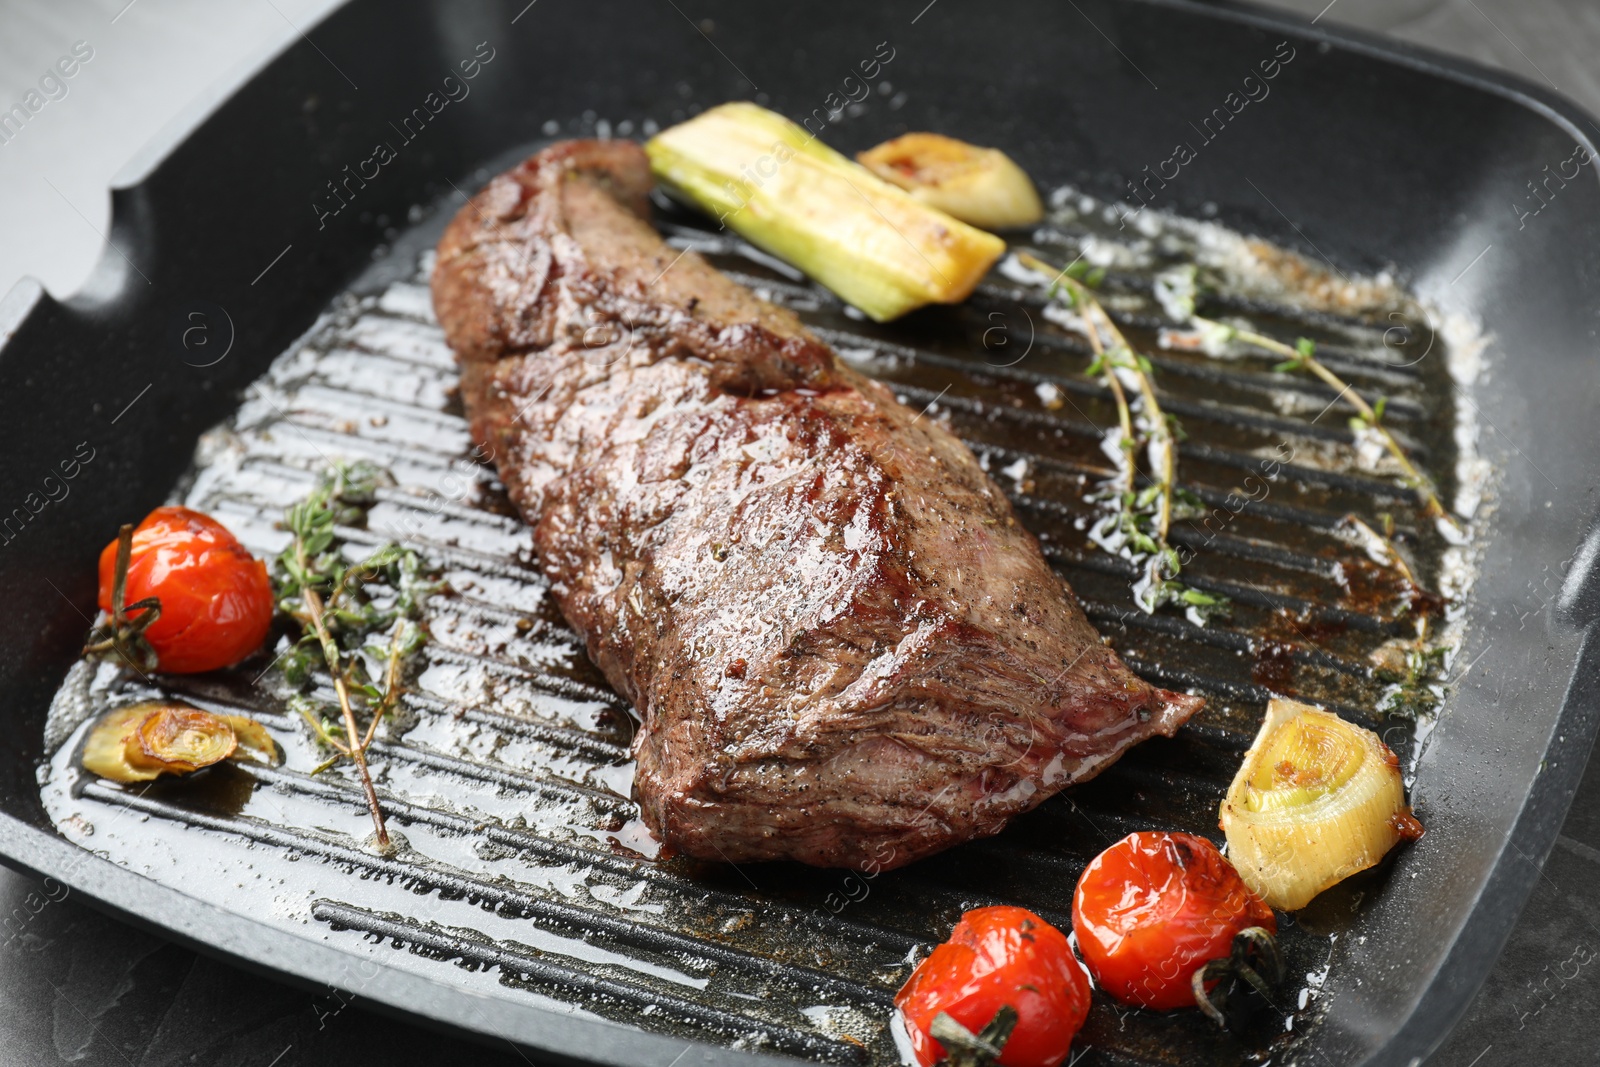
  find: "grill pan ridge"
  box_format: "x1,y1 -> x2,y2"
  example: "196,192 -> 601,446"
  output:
1,3 -> 1599,1067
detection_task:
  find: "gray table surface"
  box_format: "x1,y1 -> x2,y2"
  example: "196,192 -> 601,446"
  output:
1,1 -> 1597,1064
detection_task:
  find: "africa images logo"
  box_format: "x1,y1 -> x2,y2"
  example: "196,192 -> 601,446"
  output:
312,42 -> 497,230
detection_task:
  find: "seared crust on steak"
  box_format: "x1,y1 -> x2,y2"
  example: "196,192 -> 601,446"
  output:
432,140 -> 1202,869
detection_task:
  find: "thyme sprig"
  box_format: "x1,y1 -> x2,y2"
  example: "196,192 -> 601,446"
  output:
1377,633 -> 1447,718
1190,315 -> 1460,536
1162,267 -> 1456,706
1345,514 -> 1448,717
82,523 -> 163,674
1019,252 -> 1226,621
272,461 -> 436,849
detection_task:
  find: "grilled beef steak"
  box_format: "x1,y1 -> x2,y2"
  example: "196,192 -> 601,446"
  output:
431,140 -> 1203,869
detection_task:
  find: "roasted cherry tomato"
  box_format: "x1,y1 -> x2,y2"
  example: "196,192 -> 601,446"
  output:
1072,831 -> 1275,1011
97,506 -> 273,674
895,906 -> 1090,1067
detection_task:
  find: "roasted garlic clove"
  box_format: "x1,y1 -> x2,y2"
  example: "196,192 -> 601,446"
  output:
857,133 -> 1043,230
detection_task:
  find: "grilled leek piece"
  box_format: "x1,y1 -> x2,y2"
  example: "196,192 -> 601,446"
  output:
83,701 -> 279,783
645,102 -> 1005,322
858,133 -> 1044,230
1220,698 -> 1421,910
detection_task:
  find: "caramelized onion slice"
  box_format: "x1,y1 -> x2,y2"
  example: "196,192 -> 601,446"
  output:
1219,698 -> 1419,910
80,701 -> 273,782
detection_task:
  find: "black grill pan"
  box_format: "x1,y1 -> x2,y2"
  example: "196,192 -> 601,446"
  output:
2,2 -> 1599,1066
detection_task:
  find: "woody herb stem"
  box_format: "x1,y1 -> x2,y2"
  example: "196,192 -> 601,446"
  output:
1019,253 -> 1176,541
1192,315 -> 1458,533
298,563 -> 389,849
